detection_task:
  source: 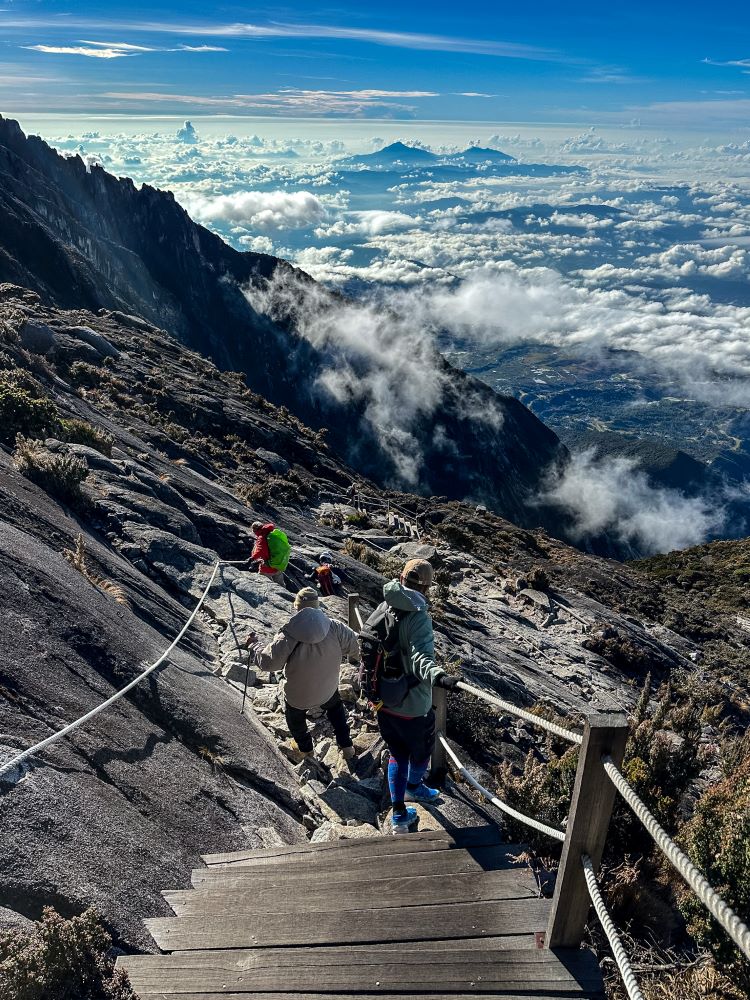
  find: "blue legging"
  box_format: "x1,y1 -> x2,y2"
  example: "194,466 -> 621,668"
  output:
388,756 -> 429,811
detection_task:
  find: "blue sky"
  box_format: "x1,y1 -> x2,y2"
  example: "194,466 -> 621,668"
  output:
1,0 -> 750,124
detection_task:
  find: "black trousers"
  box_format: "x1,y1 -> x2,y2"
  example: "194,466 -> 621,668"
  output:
284,690 -> 352,753
377,707 -> 436,765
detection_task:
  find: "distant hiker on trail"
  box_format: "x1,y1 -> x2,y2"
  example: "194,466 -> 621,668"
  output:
306,551 -> 344,597
246,588 -> 358,760
250,521 -> 290,584
360,558 -> 459,834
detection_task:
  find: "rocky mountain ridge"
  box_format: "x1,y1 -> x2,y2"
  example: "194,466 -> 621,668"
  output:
0,115 -> 567,529
2,286 -> 747,958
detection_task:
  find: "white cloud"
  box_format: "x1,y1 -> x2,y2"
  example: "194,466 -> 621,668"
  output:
177,44 -> 228,52
25,38 -> 229,59
24,44 -> 134,58
186,189 -> 327,230
244,268 -> 505,484
314,210 -> 418,238
541,449 -> 725,554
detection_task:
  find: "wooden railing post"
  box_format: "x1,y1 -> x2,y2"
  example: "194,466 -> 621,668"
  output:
430,686 -> 448,786
348,593 -> 360,631
546,711 -> 628,949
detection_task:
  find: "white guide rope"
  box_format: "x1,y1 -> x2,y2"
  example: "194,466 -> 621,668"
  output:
437,734 -> 565,842
603,756 -> 750,962
0,562 -> 221,781
582,854 -> 645,1000
456,681 -> 583,745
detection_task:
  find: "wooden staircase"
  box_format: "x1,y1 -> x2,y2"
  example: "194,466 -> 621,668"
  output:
118,828 -> 604,998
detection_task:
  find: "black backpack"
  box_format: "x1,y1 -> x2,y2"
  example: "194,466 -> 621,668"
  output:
359,602 -> 420,710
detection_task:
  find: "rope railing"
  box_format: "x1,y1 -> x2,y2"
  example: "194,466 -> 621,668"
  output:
456,680 -> 583,745
0,562 -> 221,783
438,734 -> 565,842
582,854 -> 645,1000
603,756 -> 750,961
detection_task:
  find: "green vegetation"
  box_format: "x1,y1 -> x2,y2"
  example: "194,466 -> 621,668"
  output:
0,906 -> 135,1000
678,737 -> 750,994
344,510 -> 369,527
0,372 -> 58,445
582,627 -> 650,676
14,437 -> 88,505
342,538 -> 384,572
58,419 -> 114,457
635,538 -> 750,615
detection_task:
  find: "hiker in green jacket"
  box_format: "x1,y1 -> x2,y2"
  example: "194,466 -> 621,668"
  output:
375,558 -> 459,834
250,521 -> 289,584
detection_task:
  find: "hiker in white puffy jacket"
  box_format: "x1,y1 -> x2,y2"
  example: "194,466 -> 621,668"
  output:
246,588 -> 359,759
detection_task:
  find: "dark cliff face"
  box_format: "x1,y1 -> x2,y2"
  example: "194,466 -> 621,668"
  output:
0,116 -> 567,530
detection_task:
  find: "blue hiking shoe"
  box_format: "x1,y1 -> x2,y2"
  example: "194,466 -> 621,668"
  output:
405,783 -> 440,803
391,807 -> 418,834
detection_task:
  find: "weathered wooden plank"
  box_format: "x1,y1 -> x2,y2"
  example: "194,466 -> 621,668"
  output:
163,869 -> 539,917
129,993 -> 595,1000
146,898 -> 551,951
202,830 -> 455,868
203,829 -> 507,869
191,845 -> 520,889
119,945 -> 601,996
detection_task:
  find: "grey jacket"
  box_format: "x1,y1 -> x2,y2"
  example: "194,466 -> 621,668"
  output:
253,607 -> 359,711
382,580 -> 445,718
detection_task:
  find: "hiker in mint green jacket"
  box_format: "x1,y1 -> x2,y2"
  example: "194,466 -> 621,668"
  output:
376,558 -> 459,834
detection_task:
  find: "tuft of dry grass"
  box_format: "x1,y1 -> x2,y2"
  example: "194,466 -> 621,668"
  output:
63,534 -> 131,608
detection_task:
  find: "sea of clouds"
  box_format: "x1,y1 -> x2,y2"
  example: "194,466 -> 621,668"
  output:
35,117 -> 750,553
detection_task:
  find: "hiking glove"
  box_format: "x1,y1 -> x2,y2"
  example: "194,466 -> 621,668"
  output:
435,673 -> 460,690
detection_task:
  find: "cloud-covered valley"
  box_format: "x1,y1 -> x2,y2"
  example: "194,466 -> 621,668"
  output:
32,116 -> 750,552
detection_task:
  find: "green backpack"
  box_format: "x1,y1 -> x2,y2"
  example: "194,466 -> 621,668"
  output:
266,528 -> 291,572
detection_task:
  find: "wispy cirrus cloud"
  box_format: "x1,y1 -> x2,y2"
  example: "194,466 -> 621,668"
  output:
102,86 -> 439,115
703,57 -> 750,69
3,16 -> 559,61
79,39 -> 156,52
578,67 -> 650,84
178,44 -> 228,52
24,44 -> 135,59
24,38 -> 229,58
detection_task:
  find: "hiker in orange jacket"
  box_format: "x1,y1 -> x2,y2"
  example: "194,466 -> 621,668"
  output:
251,521 -> 284,583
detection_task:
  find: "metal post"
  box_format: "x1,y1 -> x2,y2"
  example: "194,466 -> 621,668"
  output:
430,686 -> 448,787
546,711 -> 629,948
348,593 -> 360,631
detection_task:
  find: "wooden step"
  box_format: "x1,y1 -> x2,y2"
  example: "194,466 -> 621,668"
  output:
202,828 -> 504,869
117,994 -> 597,1000
190,846 -> 522,890
146,897 -> 552,952
163,869 -> 540,917
119,944 -> 603,996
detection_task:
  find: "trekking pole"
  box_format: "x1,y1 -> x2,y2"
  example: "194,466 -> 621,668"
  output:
240,635 -> 256,715
240,657 -> 252,715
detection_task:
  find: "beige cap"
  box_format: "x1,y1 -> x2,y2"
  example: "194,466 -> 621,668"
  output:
251,520 -> 263,532
402,558 -> 434,587
294,586 -> 320,609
